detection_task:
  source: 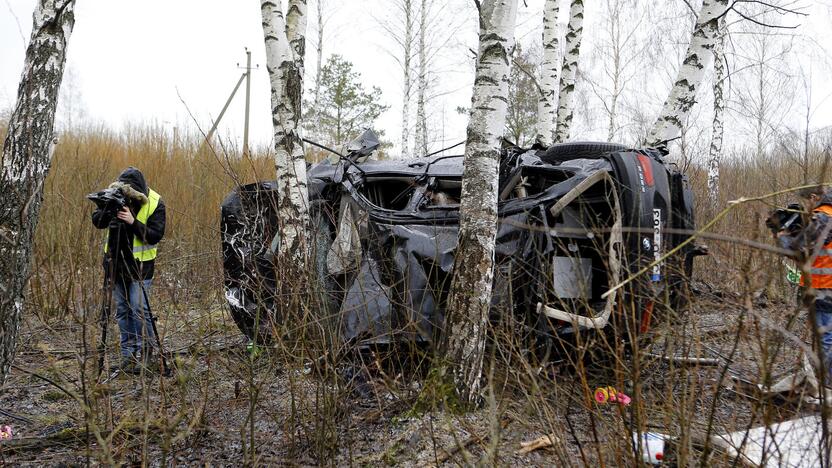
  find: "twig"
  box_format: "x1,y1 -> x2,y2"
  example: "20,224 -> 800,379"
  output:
511,57 -> 543,95
10,364 -> 79,404
430,417 -> 511,466
603,182 -> 832,299
0,427 -> 87,452
0,409 -> 33,425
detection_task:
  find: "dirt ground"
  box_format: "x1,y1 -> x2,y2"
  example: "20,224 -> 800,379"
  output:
0,283 -> 823,466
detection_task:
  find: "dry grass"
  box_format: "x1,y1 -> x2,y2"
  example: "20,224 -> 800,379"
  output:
1,122 -> 831,465
26,125 -> 275,317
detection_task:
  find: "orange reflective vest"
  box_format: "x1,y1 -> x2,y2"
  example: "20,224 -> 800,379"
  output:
800,205 -> 832,290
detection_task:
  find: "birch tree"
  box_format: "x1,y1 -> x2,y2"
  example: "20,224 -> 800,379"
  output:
413,0 -> 429,156
707,18 -> 726,208
442,0 -> 517,406
260,0 -> 309,268
645,0 -> 729,147
734,20 -> 793,161
311,0 -> 326,135
536,0 -> 560,146
553,0 -> 584,143
587,0 -> 645,142
0,0 -> 75,388
373,0 -> 420,157
57,66 -> 87,131
401,0 -> 415,158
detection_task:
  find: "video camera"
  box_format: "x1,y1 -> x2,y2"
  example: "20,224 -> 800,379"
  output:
766,203 -> 805,236
86,186 -> 128,218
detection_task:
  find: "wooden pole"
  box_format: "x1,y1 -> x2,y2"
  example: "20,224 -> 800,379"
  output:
202,73 -> 246,149
243,48 -> 252,157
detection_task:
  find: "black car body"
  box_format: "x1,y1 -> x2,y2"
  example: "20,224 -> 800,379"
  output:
221,135 -> 697,348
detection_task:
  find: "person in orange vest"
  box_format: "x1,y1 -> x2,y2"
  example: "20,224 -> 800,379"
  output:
92,167 -> 166,374
777,186 -> 832,382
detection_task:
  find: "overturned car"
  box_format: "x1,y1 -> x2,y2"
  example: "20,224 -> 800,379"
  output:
221,131 -> 698,349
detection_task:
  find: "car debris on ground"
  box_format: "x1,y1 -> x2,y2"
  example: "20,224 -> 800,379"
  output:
711,415 -> 829,468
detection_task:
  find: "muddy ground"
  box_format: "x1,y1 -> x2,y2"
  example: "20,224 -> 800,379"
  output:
0,284 -> 822,466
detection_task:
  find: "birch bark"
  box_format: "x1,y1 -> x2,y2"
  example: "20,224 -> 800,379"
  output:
261,0 -> 309,267
442,0 -> 517,406
313,0 -> 324,135
601,0 -> 629,142
0,0 -> 75,388
414,0 -> 428,156
536,0 -> 560,146
400,0 -> 414,158
553,0 -> 583,143
707,18 -> 726,208
645,0 -> 729,147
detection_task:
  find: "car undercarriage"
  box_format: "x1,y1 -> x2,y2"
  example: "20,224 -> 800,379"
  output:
221,132 -> 699,351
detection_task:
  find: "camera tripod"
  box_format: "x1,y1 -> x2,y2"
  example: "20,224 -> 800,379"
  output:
97,220 -> 171,379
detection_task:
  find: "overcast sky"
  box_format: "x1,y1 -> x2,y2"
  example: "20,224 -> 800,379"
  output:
0,0 -> 501,154
1,0 -> 831,157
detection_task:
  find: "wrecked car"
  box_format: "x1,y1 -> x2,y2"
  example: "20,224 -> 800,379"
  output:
221,130 -> 698,349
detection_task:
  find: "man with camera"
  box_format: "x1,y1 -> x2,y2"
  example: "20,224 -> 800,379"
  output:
91,167 -> 166,374
773,186 -> 832,384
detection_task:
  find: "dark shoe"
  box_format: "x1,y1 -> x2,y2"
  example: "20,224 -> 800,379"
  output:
132,349 -> 158,374
110,357 -> 137,375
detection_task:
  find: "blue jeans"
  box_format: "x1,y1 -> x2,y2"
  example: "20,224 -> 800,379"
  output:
113,280 -> 155,359
815,299 -> 832,382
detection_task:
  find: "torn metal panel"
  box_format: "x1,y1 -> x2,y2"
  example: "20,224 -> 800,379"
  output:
340,257 -> 395,342
220,134 -> 698,348
327,195 -> 363,275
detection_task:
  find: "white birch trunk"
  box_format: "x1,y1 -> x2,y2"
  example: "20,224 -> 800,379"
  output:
604,0 -> 623,142
414,0 -> 428,156
400,0 -> 414,158
536,0 -> 560,147
0,0 -> 75,388
553,0 -> 583,143
261,0 -> 309,267
286,0 -> 308,55
443,0 -> 517,405
645,0 -> 729,147
313,0 -> 324,135
707,19 -> 726,208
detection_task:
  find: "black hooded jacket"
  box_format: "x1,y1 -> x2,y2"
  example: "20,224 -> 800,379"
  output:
92,167 -> 166,282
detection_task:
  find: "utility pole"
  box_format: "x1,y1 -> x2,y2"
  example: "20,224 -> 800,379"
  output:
243,48 -> 252,157
172,125 -> 178,156
203,73 -> 246,147
201,49 -> 257,154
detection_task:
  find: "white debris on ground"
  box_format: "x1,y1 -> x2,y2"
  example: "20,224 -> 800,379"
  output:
712,415 -> 830,467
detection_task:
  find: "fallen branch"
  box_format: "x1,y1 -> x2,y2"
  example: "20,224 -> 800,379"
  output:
0,409 -> 33,425
0,427 -> 86,453
430,417 -> 511,466
518,433 -> 559,455
643,352 -> 720,366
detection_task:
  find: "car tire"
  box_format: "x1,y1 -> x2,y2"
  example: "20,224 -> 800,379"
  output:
539,141 -> 628,163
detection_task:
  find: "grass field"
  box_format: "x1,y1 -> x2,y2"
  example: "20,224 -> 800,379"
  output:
2,123 -> 831,465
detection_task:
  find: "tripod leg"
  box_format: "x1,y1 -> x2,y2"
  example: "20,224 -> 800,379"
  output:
97,270 -> 115,377
97,309 -> 108,376
138,280 -> 170,376
98,222 -> 121,378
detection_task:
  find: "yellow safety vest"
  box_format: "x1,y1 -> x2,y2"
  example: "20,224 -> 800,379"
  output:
104,188 -> 161,261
